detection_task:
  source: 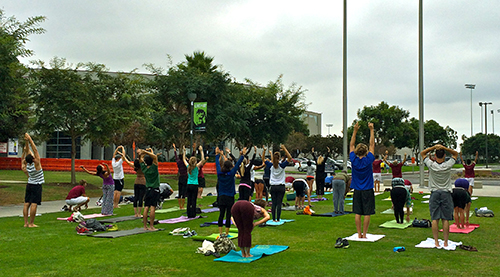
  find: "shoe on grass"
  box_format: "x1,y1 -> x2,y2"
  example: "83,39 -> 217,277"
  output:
335,237 -> 343,248
341,239 -> 350,249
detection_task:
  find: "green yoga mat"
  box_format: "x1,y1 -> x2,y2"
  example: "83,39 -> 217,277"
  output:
379,220 -> 412,229
214,245 -> 289,263
155,206 -> 181,214
191,232 -> 238,242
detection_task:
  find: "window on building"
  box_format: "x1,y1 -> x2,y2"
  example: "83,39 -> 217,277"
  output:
46,131 -> 81,159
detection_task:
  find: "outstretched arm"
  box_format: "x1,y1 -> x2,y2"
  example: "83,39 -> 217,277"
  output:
474,151 -> 478,164
197,145 -> 207,167
460,152 -> 464,165
350,122 -> 359,153
182,146 -> 188,167
402,153 -> 408,164
142,149 -> 159,166
281,145 -> 292,163
368,122 -> 375,154
122,154 -> 134,168
80,165 -> 96,175
420,145 -> 436,160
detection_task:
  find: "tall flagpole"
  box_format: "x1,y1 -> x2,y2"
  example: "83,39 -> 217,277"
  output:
342,0 -> 348,169
418,0 -> 425,187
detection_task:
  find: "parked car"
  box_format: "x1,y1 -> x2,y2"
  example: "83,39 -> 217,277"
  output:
294,160 -> 316,172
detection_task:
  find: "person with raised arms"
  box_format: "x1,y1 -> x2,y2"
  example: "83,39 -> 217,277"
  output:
21,133 -> 45,227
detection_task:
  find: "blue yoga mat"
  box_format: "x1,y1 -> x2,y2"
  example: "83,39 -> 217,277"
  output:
214,245 -> 289,263
311,211 -> 353,217
265,219 -> 295,226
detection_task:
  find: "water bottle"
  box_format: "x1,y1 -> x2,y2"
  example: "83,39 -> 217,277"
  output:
393,246 -> 405,252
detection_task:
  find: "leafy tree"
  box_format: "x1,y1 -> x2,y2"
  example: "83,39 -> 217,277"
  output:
348,102 -> 411,154
29,57 -> 150,184
407,118 -> 458,157
461,133 -> 500,163
0,9 -> 45,141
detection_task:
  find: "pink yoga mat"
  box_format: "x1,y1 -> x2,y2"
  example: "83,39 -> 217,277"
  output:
440,223 -> 479,234
158,215 -> 201,224
57,213 -> 111,221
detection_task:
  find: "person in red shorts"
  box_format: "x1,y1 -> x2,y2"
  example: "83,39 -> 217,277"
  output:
372,155 -> 383,192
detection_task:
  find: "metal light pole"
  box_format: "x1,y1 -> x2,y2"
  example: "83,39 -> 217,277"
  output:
492,110 -> 495,134
342,0 -> 348,171
479,103 -> 483,133
188,93 -> 197,155
326,124 -> 333,135
479,102 -> 492,168
465,84 -> 475,136
418,0 -> 425,188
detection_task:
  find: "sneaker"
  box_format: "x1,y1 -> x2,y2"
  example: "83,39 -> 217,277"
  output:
335,237 -> 343,248
341,239 -> 350,249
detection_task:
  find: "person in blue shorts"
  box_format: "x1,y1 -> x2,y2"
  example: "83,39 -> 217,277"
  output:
349,122 -> 375,239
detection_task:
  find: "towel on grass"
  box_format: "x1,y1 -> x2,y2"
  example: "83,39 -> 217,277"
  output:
422,200 -> 429,204
381,207 -> 413,214
201,207 -> 220,213
440,223 -> 479,234
415,238 -> 462,250
379,219 -> 412,229
192,232 -> 238,241
344,233 -> 385,242
423,195 -> 431,199
265,219 -> 295,226
159,215 -> 201,224
312,211 -> 353,217
214,245 -> 289,263
155,207 -> 180,214
57,213 -> 111,221
89,227 -> 164,238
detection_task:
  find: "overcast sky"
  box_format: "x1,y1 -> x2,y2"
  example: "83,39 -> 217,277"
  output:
3,0 -> 500,146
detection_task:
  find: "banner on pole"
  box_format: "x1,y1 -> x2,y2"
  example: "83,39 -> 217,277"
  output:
193,102 -> 207,132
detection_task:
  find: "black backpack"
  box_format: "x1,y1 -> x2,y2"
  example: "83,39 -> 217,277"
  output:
412,218 -> 431,228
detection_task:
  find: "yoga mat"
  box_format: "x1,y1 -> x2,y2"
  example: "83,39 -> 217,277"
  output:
471,197 -> 478,200
192,232 -> 238,242
422,200 -> 429,204
346,202 -> 353,206
200,220 -> 233,227
415,238 -> 462,250
201,207 -> 220,213
345,198 -> 353,201
99,215 -> 140,223
423,195 -> 431,199
382,197 -> 391,201
440,223 -> 479,234
374,192 -> 383,196
379,219 -> 412,229
310,197 -> 328,202
282,206 -> 298,211
158,215 -> 201,224
344,233 -> 385,242
155,206 -> 180,214
312,211 -> 353,217
19,214 -> 41,217
89,228 -> 165,238
265,219 -> 295,226
381,208 -> 413,215
214,245 -> 289,263
57,213 -> 111,221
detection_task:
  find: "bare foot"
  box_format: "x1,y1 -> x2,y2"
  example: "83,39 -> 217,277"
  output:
24,224 -> 28,227
28,224 -> 39,228
144,227 -> 149,230
148,227 -> 158,231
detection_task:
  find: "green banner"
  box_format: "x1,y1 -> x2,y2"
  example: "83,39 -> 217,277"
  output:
193,102 -> 207,131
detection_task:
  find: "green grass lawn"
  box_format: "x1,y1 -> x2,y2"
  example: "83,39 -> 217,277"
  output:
1,189 -> 499,276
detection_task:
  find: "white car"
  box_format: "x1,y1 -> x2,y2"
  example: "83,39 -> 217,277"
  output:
294,160 -> 316,172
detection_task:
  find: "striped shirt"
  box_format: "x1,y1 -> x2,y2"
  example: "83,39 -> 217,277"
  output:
26,163 -> 44,184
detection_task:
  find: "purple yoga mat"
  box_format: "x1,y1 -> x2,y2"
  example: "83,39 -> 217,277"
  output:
310,197 -> 328,202
158,215 -> 200,224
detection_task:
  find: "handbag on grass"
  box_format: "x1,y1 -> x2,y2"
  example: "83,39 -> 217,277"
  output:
412,218 -> 431,228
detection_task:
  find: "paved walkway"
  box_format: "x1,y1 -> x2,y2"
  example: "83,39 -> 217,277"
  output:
1,174 -> 499,218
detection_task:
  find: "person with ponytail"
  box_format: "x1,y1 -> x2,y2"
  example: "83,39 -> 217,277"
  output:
264,144 -> 293,222
183,145 -> 207,218
123,152 -> 146,217
81,163 -> 114,215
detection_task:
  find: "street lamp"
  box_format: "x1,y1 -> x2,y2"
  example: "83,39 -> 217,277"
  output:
479,102 -> 483,133
465,84 -> 475,136
188,92 -> 197,155
492,110 -> 495,134
326,123 -> 333,135
479,102 -> 492,168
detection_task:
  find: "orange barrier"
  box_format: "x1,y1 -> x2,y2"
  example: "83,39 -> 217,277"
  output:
0,157 -> 216,174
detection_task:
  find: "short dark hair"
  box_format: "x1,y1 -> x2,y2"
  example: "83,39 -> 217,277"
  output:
25,154 -> 34,164
144,155 -> 153,166
222,160 -> 233,173
435,149 -> 445,159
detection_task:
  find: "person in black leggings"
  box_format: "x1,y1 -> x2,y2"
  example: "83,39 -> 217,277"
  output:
215,147 -> 246,236
390,178 -> 411,223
